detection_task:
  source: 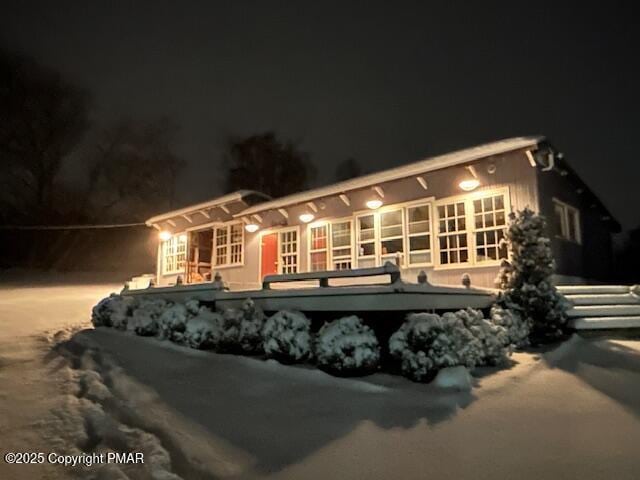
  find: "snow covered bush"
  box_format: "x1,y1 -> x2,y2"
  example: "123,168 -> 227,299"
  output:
128,298 -> 168,336
209,298 -> 266,353
262,310 -> 312,363
496,208 -> 569,341
157,303 -> 190,342
183,306 -> 223,349
452,308 -> 510,366
315,316 -> 380,374
238,298 -> 266,354
389,312 -> 479,382
91,293 -> 136,329
490,304 -> 529,348
389,308 -> 511,382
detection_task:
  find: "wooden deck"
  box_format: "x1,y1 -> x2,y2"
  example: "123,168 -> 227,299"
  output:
122,264 -> 495,313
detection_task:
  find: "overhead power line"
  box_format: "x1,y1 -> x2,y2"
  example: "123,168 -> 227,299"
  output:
0,222 -> 146,230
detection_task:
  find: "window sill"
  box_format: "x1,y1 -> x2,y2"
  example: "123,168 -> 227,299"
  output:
213,263 -> 245,270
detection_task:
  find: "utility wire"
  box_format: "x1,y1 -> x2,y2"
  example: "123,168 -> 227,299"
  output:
0,222 -> 146,230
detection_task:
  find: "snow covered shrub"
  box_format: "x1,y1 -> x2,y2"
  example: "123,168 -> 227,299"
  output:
184,298 -> 201,316
389,312 -> 480,382
315,316 -> 380,374
490,304 -> 529,348
212,299 -> 266,353
183,306 -> 223,349
238,298 -> 265,354
452,308 -> 509,366
496,208 -> 569,341
91,294 -> 136,329
262,310 -> 312,363
128,298 -> 168,336
157,303 -> 190,342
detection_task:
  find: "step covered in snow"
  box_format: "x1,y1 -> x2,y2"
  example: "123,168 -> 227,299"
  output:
567,304 -> 640,318
569,316 -> 640,330
567,294 -> 640,306
557,285 -> 631,295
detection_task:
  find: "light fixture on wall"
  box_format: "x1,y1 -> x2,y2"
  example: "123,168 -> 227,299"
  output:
366,199 -> 383,209
459,178 -> 480,191
245,223 -> 260,233
159,230 -> 172,241
299,213 -> 315,223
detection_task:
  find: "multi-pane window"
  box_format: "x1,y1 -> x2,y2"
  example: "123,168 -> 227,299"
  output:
553,199 -> 581,243
309,225 -> 328,272
437,201 -> 469,265
356,214 -> 376,267
162,234 -> 187,274
331,220 -> 352,270
280,230 -> 298,274
406,204 -> 432,265
380,209 -> 404,263
230,224 -> 244,264
214,223 -> 244,266
473,195 -> 508,262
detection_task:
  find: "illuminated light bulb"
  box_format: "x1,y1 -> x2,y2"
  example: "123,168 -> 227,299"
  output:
159,230 -> 172,241
459,178 -> 480,191
366,199 -> 383,209
245,223 -> 259,233
299,213 -> 315,223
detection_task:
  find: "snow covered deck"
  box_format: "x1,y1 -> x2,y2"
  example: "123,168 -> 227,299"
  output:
123,264 -> 495,313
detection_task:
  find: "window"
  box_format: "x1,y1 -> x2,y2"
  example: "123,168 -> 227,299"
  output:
162,234 -> 187,275
380,209 -> 404,262
214,223 -> 244,266
437,201 -> 469,265
553,199 -> 581,243
356,214 -> 376,267
406,204 -> 432,265
280,230 -> 298,274
473,194 -> 508,262
309,224 -> 328,272
331,220 -> 353,270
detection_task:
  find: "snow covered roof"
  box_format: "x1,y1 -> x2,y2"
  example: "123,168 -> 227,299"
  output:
237,136 -> 544,217
145,190 -> 270,226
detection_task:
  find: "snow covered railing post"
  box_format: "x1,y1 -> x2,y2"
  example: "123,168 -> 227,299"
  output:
261,262 -> 402,290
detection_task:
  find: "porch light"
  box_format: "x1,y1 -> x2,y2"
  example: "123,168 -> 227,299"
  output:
159,230 -> 172,241
459,178 -> 480,191
245,223 -> 260,233
366,199 -> 383,210
299,213 -> 315,223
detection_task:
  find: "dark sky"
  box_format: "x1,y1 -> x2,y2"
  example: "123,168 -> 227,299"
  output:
1,1 -> 638,229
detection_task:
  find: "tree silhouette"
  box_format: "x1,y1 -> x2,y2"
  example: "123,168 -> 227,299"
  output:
0,48 -> 90,221
223,132 -> 315,198
85,118 -> 185,220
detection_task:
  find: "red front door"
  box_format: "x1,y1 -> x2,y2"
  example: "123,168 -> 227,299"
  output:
261,233 -> 278,279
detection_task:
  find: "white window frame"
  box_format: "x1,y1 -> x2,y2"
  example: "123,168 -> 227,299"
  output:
308,222 -> 329,272
434,187 -> 511,270
213,222 -> 244,268
379,207 -> 406,264
355,212 -> 378,268
329,218 -> 355,270
435,198 -> 470,268
553,198 -> 582,244
406,202 -> 433,267
278,226 -> 300,274
161,233 -> 187,275
471,192 -> 510,265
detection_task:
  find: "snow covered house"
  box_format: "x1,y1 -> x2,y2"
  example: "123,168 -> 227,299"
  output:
144,136 -> 619,291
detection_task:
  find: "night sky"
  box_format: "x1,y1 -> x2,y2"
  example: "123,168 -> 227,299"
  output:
1,1 -> 638,229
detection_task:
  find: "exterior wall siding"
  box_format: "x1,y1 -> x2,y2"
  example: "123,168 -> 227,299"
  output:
154,149 -> 541,289
536,169 -> 614,283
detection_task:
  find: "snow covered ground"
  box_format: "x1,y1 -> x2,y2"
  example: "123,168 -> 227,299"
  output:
1,276 -> 640,479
